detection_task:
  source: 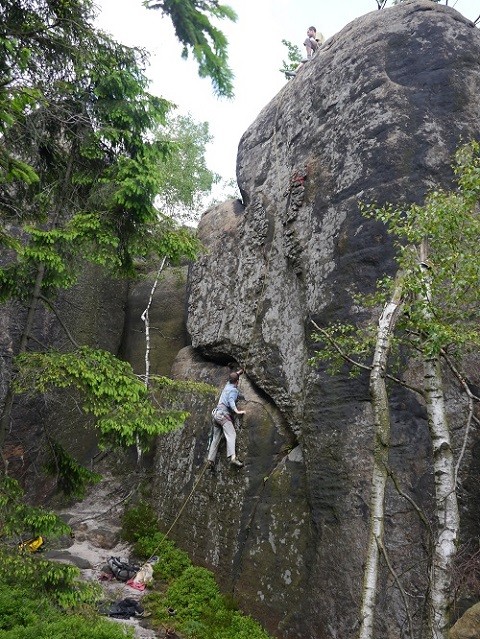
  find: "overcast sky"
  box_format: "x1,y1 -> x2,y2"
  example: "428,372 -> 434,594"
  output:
95,0 -> 479,186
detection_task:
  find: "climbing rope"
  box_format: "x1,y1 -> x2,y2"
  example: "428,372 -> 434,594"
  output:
163,461 -> 209,538
97,460 -> 210,608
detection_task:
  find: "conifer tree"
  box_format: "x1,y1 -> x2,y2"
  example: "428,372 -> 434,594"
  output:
0,0 -> 221,484
144,0 -> 237,97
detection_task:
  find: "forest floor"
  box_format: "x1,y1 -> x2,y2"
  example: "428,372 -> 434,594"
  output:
43,471 -> 173,639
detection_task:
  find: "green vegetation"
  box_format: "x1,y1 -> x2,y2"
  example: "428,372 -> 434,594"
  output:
155,114 -> 220,224
121,501 -> 160,543
122,504 -> 273,639
148,566 -> 272,639
0,0 -> 219,493
144,0 -> 237,98
311,141 -> 480,371
137,532 -> 192,582
0,586 -> 134,639
14,349 -> 191,451
44,441 -> 102,499
310,141 -> 480,639
0,476 -> 93,607
0,476 -> 114,639
279,39 -> 302,78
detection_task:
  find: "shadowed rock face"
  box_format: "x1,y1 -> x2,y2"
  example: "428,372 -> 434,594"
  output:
153,3 -> 480,638
0,264 -> 127,496
120,266 -> 189,377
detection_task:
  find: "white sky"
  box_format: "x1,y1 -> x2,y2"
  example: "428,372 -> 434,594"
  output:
94,0 -> 479,185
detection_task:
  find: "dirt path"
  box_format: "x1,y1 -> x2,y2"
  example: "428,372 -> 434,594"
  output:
44,473 -> 160,639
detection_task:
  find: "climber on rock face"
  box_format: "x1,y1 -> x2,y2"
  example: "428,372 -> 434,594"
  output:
207,368 -> 246,469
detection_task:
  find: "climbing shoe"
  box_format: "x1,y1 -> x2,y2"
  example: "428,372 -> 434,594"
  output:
285,70 -> 296,78
230,457 -> 244,468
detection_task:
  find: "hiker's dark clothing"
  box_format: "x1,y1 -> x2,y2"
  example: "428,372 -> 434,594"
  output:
104,598 -> 144,619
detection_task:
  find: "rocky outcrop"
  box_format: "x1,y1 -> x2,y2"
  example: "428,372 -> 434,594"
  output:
450,603 -> 480,639
153,3 -> 480,638
0,264 -> 128,487
1,255 -> 191,488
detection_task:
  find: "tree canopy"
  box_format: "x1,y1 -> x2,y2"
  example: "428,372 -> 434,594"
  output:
0,0 -> 222,488
144,0 -> 237,97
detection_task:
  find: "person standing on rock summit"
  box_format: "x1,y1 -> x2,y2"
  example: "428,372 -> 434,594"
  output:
303,25 -> 320,60
207,369 -> 246,469
285,26 -> 323,78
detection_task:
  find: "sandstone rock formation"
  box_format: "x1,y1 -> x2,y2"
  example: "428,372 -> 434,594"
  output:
152,3 -> 480,638
450,603 -> 480,639
120,266 -> 189,377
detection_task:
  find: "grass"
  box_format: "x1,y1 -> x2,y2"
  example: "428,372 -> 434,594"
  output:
0,585 -> 134,639
122,504 -> 273,639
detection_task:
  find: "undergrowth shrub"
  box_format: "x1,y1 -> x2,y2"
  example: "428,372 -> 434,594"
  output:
145,566 -> 272,639
0,548 -> 101,607
0,611 -> 135,639
0,584 -> 133,639
121,502 -> 158,543
123,505 -> 272,638
44,440 -> 101,498
0,476 -> 101,607
0,586 -> 51,630
134,531 -> 192,581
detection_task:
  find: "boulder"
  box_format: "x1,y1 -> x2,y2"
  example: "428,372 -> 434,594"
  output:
153,2 -> 480,638
450,603 -> 480,639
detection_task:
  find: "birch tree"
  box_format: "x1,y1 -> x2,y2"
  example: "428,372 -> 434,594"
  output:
311,141 -> 480,639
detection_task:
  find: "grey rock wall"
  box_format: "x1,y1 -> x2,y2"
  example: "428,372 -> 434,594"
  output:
120,266 -> 189,377
0,264 -> 128,490
153,3 -> 480,638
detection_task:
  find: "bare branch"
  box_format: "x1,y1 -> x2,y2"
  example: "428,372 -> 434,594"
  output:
440,349 -> 480,485
376,535 -> 414,638
39,294 -> 80,348
310,319 -> 372,372
387,466 -> 433,538
385,372 -> 424,395
310,319 -> 423,394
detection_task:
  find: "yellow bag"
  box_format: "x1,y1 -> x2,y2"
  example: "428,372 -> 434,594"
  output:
18,536 -> 44,553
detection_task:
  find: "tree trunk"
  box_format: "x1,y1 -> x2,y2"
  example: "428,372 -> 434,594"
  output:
0,263 -> 45,455
137,256 -> 167,463
359,275 -> 403,639
423,353 -> 458,639
418,243 -> 459,639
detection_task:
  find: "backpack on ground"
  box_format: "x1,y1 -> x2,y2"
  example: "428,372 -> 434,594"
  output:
107,556 -> 139,582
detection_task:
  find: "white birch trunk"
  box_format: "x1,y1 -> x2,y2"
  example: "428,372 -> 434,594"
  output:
359,277 -> 403,639
419,245 -> 459,639
137,256 -> 167,463
423,354 -> 458,639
